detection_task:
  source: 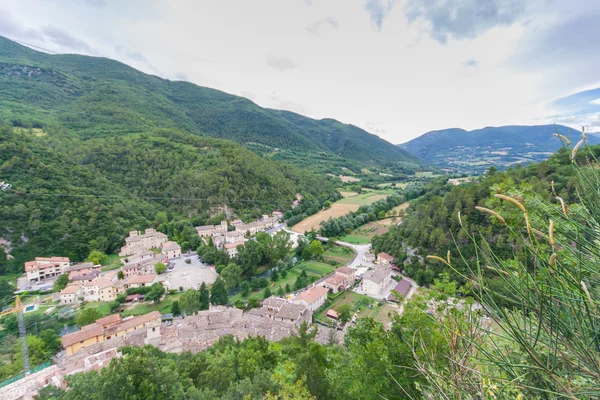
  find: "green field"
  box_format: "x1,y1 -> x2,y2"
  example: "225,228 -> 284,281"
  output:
323,246 -> 355,264
122,292 -> 183,317
297,261 -> 335,275
101,254 -> 124,271
314,291 -> 376,324
336,190 -> 396,205
338,235 -> 371,244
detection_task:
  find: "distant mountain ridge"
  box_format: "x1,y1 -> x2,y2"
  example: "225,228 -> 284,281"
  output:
0,35 -> 419,172
399,124 -> 598,174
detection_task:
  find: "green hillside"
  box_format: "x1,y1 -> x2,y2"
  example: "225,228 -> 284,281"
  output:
0,36 -> 420,172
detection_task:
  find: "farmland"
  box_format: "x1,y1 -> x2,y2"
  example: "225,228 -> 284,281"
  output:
323,246 -> 355,264
291,189 -> 396,233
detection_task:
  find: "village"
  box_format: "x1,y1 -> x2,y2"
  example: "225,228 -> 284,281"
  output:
0,196 -> 418,399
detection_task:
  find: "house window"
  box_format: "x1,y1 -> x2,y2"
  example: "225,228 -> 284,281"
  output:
152,327 -> 156,332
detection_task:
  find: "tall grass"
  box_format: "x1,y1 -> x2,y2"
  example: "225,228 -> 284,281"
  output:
419,131 -> 600,399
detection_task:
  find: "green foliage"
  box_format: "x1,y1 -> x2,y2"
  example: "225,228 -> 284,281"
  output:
117,270 -> 124,280
86,250 -> 106,266
263,287 -> 272,299
154,262 -> 166,274
171,300 -> 180,316
145,283 -> 165,304
247,297 -> 260,309
209,278 -> 228,305
178,290 -> 200,315
220,262 -> 242,288
53,273 -> 69,292
336,304 -> 352,324
74,308 -> 101,327
199,282 -> 210,311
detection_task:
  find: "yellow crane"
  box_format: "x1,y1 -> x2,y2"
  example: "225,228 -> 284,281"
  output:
1,296 -> 31,374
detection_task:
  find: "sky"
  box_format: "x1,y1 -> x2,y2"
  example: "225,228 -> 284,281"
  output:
1,0 -> 599,143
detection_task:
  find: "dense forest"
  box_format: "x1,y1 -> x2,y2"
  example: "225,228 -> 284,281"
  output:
0,126 -> 337,272
372,145 -> 585,290
0,36 -> 420,174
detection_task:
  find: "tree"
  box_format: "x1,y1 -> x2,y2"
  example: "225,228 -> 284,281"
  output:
75,308 -> 101,327
117,270 -> 124,280
277,287 -> 285,296
221,263 -> 243,288
179,289 -> 200,315
270,269 -> 279,282
115,294 -> 126,304
263,287 -> 272,299
145,283 -> 165,303
377,210 -> 386,219
53,273 -> 69,292
210,278 -> 228,305
309,240 -> 324,259
86,250 -> 106,265
199,282 -> 210,310
233,299 -> 246,310
154,262 -> 166,274
247,297 -> 260,309
240,281 -> 250,297
109,300 -> 121,313
171,300 -> 180,316
337,304 -> 352,324
285,283 -> 291,293
155,211 -> 169,225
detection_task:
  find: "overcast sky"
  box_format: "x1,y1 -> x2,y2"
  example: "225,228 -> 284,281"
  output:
1,0 -> 599,143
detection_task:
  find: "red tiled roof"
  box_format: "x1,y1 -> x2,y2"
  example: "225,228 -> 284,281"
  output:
336,266 -> 354,275
105,311 -> 161,336
377,252 -> 394,261
60,285 -> 81,295
124,274 -> 157,285
61,323 -> 103,348
294,285 -> 327,305
96,314 -> 121,328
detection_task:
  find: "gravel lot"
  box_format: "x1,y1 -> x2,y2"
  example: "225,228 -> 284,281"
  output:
158,255 -> 219,290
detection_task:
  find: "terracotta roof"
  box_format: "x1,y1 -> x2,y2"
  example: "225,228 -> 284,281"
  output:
377,252 -> 394,262
105,311 -> 161,336
326,309 -> 339,319
60,285 -> 81,295
96,314 -> 121,328
61,323 -> 103,348
326,274 -> 346,285
294,285 -> 328,305
162,241 -> 181,251
336,266 -> 354,276
124,274 -> 157,285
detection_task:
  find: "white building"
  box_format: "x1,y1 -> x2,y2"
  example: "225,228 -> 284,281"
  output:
223,242 -> 245,257
24,257 -> 70,283
361,266 -> 393,296
292,285 -> 328,312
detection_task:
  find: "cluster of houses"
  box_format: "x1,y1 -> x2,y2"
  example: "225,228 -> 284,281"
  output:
61,311 -> 162,356
195,212 -> 283,257
119,228 -> 181,260
58,262 -> 160,305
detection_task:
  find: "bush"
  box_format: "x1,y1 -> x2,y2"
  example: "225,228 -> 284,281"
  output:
155,262 -> 166,274
184,258 -> 191,264
247,297 -> 260,309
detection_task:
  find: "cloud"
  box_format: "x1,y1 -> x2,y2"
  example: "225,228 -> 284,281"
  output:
266,54 -> 297,71
114,45 -> 147,62
269,92 -> 309,115
547,87 -> 600,131
174,72 -> 189,81
241,91 -> 256,101
364,0 -> 397,31
306,16 -> 339,35
78,0 -> 106,6
0,11 -> 44,41
462,59 -> 478,67
41,26 -> 92,53
405,0 -> 526,44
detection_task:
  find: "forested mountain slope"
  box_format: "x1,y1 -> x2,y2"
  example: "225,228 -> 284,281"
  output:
399,124 -> 599,173
372,144 -> 586,291
0,36 -> 420,171
0,127 -> 338,272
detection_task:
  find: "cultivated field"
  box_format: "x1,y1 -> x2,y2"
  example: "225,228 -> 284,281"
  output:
339,175 -> 360,182
339,191 -> 359,198
291,203 -> 360,232
336,192 -> 388,205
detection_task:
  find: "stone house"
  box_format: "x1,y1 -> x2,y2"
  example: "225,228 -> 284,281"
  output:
223,242 -> 244,257
361,266 -> 393,296
61,311 -> 161,356
121,256 -> 162,277
253,297 -> 311,325
376,252 -> 394,267
292,285 -> 328,312
60,284 -> 82,305
195,221 -> 228,237
162,241 -> 181,259
324,266 -> 356,293
119,274 -> 158,292
119,229 -> 168,256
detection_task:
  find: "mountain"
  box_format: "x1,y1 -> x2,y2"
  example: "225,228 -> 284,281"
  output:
399,124 -> 598,174
0,36 -> 420,173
